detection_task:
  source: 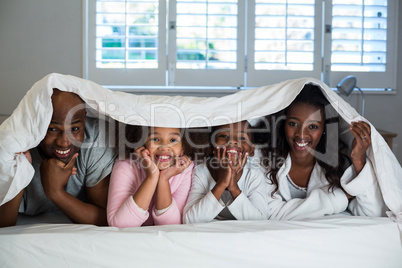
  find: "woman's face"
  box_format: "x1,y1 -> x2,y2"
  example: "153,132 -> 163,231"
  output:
285,102 -> 325,160
144,127 -> 184,170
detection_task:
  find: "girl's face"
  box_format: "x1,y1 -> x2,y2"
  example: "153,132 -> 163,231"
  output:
213,121 -> 255,165
285,103 -> 325,160
145,127 -> 184,170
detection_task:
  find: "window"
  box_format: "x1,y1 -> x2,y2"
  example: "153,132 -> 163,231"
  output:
247,0 -> 322,86
95,0 -> 159,69
84,0 -> 398,90
87,0 -> 166,86
324,0 -> 396,88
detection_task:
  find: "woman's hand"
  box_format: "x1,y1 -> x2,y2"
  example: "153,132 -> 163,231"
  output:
350,121 -> 371,174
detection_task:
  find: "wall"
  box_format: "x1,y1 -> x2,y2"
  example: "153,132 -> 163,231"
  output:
0,1 -> 401,164
0,0 -> 82,122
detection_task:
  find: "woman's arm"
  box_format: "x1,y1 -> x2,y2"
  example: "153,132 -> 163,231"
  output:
341,159 -> 388,216
267,185 -> 349,220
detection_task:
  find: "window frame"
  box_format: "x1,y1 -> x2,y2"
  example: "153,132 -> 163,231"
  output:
83,0 -> 398,91
323,0 -> 398,90
246,0 -> 324,87
85,0 -> 167,86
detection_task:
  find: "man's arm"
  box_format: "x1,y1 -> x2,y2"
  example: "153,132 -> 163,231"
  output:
0,190 -> 24,227
49,175 -> 110,226
40,154 -> 110,226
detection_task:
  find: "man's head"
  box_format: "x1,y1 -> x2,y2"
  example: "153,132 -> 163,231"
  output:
39,89 -> 86,164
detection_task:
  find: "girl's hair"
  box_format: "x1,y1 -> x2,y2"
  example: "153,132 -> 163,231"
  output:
257,83 -> 350,195
116,123 -> 209,162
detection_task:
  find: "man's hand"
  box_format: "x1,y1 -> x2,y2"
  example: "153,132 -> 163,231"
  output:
40,153 -> 78,201
22,150 -> 32,164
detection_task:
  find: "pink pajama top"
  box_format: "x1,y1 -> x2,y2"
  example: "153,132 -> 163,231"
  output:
107,159 -> 194,228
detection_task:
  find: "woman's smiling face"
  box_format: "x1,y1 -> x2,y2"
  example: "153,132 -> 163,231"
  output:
144,127 -> 184,170
285,102 -> 325,160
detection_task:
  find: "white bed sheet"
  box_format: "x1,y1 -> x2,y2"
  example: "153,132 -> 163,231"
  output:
0,215 -> 401,268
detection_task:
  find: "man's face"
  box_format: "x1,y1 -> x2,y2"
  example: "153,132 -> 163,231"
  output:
39,89 -> 86,164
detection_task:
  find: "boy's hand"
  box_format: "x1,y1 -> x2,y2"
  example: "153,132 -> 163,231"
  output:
40,153 -> 78,201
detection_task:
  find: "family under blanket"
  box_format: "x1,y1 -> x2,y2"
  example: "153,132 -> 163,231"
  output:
0,85 -> 388,227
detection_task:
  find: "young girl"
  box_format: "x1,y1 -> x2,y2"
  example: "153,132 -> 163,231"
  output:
183,121 -> 268,224
258,84 -> 387,220
107,126 -> 194,227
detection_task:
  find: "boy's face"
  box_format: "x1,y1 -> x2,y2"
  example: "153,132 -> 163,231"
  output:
39,89 -> 86,164
213,121 -> 255,165
144,127 -> 184,170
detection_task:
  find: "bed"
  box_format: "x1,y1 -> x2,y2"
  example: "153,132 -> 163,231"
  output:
0,74 -> 401,267
0,214 -> 401,267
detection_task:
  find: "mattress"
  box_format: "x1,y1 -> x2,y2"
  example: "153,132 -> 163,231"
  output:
0,214 -> 401,268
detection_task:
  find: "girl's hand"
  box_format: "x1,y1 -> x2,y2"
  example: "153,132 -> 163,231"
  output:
227,152 -> 249,197
134,147 -> 159,178
229,151 -> 249,176
159,155 -> 192,181
213,146 -> 233,188
350,121 -> 371,174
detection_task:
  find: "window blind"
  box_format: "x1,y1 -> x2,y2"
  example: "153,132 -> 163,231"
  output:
331,0 -> 388,72
254,0 -> 315,71
85,0 -> 397,89
96,0 -> 159,69
176,0 -> 238,70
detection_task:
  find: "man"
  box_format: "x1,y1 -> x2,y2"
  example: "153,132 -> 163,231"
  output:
0,89 -> 116,227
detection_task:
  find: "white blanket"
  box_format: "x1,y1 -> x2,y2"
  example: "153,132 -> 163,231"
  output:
0,73 -> 401,221
0,215 -> 401,268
